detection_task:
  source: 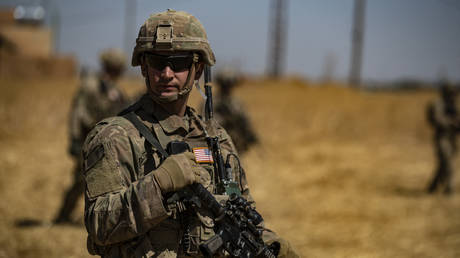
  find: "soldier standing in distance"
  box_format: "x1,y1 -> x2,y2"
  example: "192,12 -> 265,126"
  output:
81,9 -> 299,257
426,82 -> 459,195
213,67 -> 258,155
53,48 -> 129,224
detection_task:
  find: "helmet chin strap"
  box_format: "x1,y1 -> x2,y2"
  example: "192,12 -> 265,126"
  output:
146,53 -> 199,104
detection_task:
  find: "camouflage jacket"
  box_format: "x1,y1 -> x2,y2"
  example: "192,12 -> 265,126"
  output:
69,74 -> 128,157
81,95 -> 270,257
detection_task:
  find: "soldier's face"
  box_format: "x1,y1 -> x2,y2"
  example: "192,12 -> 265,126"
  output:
141,52 -> 197,99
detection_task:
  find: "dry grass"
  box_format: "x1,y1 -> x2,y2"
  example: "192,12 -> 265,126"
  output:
0,77 -> 459,258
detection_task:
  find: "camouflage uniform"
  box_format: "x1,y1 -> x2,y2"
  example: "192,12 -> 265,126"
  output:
427,83 -> 459,194
213,69 -> 258,155
54,49 -> 128,224
82,9 -> 299,258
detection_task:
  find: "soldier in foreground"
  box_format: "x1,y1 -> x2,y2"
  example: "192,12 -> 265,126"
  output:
81,10 -> 298,257
426,82 -> 459,194
213,68 -> 258,155
53,48 -> 128,224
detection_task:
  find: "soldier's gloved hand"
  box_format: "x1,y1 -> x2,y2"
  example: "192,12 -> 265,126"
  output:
153,152 -> 208,194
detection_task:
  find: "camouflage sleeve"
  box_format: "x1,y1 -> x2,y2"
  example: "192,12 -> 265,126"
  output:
82,119 -> 169,246
68,90 -> 85,142
70,76 -> 103,141
69,88 -> 95,157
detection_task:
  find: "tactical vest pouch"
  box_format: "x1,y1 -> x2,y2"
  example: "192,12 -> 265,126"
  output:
197,211 -> 215,242
183,195 -> 229,256
167,141 -> 190,155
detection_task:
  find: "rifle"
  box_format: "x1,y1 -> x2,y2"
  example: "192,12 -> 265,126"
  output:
192,65 -> 278,257
203,65 -> 241,196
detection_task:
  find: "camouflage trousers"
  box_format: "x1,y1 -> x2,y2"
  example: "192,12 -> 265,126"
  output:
428,136 -> 456,194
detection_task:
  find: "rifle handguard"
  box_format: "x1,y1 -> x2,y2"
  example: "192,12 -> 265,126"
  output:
191,183 -> 224,217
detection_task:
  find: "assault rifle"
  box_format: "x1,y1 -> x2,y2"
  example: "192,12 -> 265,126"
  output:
192,65 -> 278,257
203,65 -> 241,196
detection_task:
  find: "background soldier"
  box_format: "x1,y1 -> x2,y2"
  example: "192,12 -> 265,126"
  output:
426,82 -> 459,195
81,9 -> 298,257
53,48 -> 129,224
213,67 -> 259,155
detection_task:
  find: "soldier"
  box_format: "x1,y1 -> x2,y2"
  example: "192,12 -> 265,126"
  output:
53,48 -> 129,224
81,9 -> 298,257
426,82 -> 459,194
213,67 -> 258,155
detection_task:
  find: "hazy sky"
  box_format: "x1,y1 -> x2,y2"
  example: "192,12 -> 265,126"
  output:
3,0 -> 460,82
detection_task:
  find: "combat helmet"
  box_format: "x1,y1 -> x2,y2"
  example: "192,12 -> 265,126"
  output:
99,48 -> 126,76
131,9 -> 215,67
132,9 -> 216,102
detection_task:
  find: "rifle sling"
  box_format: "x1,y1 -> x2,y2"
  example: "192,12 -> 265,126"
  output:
122,112 -> 169,159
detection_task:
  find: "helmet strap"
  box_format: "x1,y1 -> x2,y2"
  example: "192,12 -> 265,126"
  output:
177,60 -> 197,97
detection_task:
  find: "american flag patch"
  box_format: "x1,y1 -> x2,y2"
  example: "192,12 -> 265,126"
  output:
192,147 -> 214,163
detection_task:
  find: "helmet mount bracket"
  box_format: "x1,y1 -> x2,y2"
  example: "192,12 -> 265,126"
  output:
155,22 -> 173,49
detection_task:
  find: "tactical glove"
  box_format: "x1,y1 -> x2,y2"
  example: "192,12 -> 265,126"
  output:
154,152 -> 208,194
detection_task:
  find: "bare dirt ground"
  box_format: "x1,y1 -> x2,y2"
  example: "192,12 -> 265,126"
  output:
0,77 -> 459,258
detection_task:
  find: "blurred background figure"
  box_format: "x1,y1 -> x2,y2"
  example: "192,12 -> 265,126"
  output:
53,48 -> 129,224
426,81 -> 460,195
213,67 -> 258,155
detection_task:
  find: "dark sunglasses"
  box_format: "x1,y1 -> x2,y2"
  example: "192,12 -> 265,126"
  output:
143,53 -> 194,71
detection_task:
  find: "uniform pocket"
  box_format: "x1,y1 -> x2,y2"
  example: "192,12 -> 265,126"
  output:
133,236 -> 156,258
146,219 -> 181,255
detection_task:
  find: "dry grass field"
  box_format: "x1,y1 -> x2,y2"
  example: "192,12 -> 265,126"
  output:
0,76 -> 459,258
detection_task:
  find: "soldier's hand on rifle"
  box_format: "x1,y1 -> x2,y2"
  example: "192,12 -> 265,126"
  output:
153,152 -> 209,194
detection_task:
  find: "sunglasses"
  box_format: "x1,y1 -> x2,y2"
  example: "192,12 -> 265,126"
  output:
143,53 -> 195,72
